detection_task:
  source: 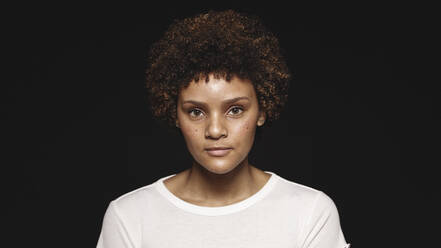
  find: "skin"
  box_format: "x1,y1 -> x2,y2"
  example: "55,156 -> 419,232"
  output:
163,74 -> 271,207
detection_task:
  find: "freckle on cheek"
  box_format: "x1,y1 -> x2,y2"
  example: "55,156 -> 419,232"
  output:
243,122 -> 251,131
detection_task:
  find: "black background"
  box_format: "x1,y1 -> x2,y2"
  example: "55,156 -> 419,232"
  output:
4,2 -> 439,247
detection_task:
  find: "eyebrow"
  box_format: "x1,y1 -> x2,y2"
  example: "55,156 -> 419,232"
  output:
182,96 -> 250,106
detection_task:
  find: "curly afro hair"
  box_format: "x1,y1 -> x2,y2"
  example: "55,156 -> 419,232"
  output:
145,10 -> 291,128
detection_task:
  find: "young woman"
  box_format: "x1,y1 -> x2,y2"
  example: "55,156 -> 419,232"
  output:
97,10 -> 350,248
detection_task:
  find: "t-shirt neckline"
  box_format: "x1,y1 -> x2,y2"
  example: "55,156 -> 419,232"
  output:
155,171 -> 279,216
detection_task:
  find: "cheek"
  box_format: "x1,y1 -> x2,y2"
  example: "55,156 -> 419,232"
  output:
181,125 -> 202,145
235,119 -> 256,137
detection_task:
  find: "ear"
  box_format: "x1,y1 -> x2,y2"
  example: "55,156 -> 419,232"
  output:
256,111 -> 266,127
175,119 -> 180,128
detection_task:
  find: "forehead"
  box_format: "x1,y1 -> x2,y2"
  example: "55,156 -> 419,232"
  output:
179,75 -> 256,101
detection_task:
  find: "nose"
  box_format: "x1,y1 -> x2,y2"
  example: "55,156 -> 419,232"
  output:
205,113 -> 227,139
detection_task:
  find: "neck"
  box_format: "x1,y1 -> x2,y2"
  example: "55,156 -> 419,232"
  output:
182,158 -> 261,206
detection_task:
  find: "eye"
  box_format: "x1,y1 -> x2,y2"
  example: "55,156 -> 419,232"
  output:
228,106 -> 244,116
188,108 -> 204,119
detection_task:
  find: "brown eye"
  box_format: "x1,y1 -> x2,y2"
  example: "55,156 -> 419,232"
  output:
228,106 -> 244,116
188,109 -> 204,118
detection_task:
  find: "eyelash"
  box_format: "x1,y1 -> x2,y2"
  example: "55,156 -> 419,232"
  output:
188,106 -> 244,119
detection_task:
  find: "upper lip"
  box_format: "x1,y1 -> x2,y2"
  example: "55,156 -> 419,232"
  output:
205,147 -> 232,150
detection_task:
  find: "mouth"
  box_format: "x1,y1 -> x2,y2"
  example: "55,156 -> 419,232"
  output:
205,147 -> 233,157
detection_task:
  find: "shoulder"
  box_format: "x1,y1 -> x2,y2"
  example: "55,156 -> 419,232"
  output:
109,180 -> 159,218
274,174 -> 339,213
275,175 -> 323,203
99,183 -> 160,248
274,175 -> 348,247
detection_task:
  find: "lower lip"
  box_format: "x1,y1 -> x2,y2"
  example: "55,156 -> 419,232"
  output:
206,149 -> 232,157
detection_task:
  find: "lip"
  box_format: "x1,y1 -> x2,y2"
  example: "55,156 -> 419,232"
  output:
205,148 -> 232,157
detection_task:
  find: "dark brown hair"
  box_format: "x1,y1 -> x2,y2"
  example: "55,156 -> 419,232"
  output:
145,10 -> 291,127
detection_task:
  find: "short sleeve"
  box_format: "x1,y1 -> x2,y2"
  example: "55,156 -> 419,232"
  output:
96,201 -> 137,248
299,191 -> 350,248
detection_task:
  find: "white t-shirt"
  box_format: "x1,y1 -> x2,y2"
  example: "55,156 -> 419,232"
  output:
97,171 -> 350,248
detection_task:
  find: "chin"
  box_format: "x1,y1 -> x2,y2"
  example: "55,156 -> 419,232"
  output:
197,158 -> 243,175
204,167 -> 233,175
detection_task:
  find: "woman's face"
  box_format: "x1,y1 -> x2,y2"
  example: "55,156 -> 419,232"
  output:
176,74 -> 266,174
